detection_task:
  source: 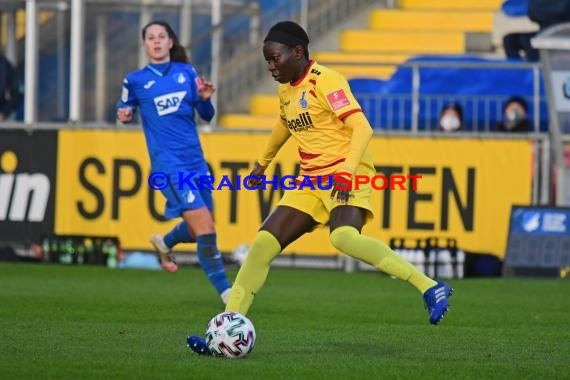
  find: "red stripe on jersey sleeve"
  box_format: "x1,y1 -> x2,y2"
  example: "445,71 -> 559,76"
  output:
338,108 -> 362,121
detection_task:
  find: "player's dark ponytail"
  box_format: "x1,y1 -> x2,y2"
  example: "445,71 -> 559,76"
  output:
142,20 -> 190,63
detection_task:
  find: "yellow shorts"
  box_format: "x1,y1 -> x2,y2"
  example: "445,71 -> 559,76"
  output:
277,162 -> 376,227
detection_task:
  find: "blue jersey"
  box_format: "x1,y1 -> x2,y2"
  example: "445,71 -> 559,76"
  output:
118,61 -> 214,175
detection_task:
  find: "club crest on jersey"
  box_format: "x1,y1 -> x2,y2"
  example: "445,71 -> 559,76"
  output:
154,91 -> 187,116
185,190 -> 196,204
299,90 -> 308,109
177,73 -> 186,84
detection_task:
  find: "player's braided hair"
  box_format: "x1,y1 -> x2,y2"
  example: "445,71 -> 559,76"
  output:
142,20 -> 190,63
264,21 -> 310,59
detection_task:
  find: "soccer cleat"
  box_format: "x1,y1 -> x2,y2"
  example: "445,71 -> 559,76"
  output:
186,335 -> 212,355
150,233 -> 178,273
423,281 -> 454,325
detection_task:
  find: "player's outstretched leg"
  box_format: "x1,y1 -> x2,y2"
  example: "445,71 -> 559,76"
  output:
423,281 -> 454,325
186,335 -> 211,355
329,226 -> 455,325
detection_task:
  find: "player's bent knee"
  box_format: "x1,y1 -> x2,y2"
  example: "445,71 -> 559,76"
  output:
329,226 -> 358,252
246,230 -> 281,266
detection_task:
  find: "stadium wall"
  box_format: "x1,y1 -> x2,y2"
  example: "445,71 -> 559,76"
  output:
0,128 -> 533,259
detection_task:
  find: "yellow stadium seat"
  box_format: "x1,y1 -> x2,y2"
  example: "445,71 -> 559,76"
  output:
313,51 -> 410,64
369,10 -> 494,32
326,65 -> 395,80
219,114 -> 276,130
249,95 -> 280,116
340,30 -> 465,54
313,52 -> 406,79
399,0 -> 502,11
1,10 -> 54,46
219,1 -> 499,128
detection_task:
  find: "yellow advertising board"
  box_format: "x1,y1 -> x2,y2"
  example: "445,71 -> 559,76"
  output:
55,130 -> 532,258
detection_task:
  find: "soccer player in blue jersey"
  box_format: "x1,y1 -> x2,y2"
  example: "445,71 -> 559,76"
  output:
116,21 -> 232,304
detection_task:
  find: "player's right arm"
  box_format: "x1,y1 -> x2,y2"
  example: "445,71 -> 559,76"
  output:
258,117 -> 291,166
247,117 -> 291,187
116,76 -> 138,124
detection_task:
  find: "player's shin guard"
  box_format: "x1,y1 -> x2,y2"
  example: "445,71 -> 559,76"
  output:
225,230 -> 281,315
330,226 -> 436,293
196,233 -> 231,296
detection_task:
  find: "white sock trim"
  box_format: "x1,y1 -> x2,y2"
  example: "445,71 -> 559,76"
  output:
220,288 -> 231,305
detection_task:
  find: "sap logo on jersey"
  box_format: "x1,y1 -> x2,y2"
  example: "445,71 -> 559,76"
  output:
154,91 -> 187,116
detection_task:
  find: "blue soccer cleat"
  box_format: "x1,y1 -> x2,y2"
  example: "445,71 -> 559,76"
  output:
423,281 -> 454,325
186,335 -> 212,355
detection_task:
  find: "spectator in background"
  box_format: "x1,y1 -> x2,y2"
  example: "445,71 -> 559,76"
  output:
501,0 -> 570,62
0,52 -> 22,122
501,0 -> 539,61
528,0 -> 570,30
503,31 -> 539,62
496,96 -> 531,132
438,103 -> 464,132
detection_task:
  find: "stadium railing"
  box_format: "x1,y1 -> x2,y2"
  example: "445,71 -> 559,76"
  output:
2,0 -> 380,124
348,57 -> 545,133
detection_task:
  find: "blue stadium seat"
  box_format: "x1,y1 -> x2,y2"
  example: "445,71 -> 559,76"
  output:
501,0 -> 529,17
350,55 -> 548,132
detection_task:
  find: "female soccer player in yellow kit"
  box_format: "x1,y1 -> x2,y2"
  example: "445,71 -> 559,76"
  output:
188,21 -> 453,355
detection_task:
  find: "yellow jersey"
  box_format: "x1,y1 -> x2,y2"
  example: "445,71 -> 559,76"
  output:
276,60 -> 373,177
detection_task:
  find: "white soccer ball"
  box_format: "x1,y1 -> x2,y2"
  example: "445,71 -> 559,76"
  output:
205,311 -> 256,358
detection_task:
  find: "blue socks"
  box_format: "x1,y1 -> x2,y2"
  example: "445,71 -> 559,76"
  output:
196,233 -> 231,295
163,221 -> 194,248
163,223 -> 230,297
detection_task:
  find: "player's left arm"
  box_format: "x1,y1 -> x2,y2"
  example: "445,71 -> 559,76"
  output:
318,72 -> 373,203
340,111 -> 373,175
189,66 -> 215,122
318,72 -> 372,174
330,111 -> 373,203
195,78 -> 215,121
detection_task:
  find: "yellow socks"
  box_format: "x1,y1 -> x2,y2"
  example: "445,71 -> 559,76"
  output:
225,230 -> 282,314
330,226 -> 436,293
225,225 -> 437,315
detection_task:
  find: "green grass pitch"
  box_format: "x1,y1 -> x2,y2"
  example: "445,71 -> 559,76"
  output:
1,262 -> 569,379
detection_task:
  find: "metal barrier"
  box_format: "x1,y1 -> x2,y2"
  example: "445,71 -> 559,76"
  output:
348,60 -> 546,133
0,0 -> 379,124
532,22 -> 570,206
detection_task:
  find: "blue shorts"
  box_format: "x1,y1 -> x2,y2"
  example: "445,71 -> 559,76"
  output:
161,176 -> 214,220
